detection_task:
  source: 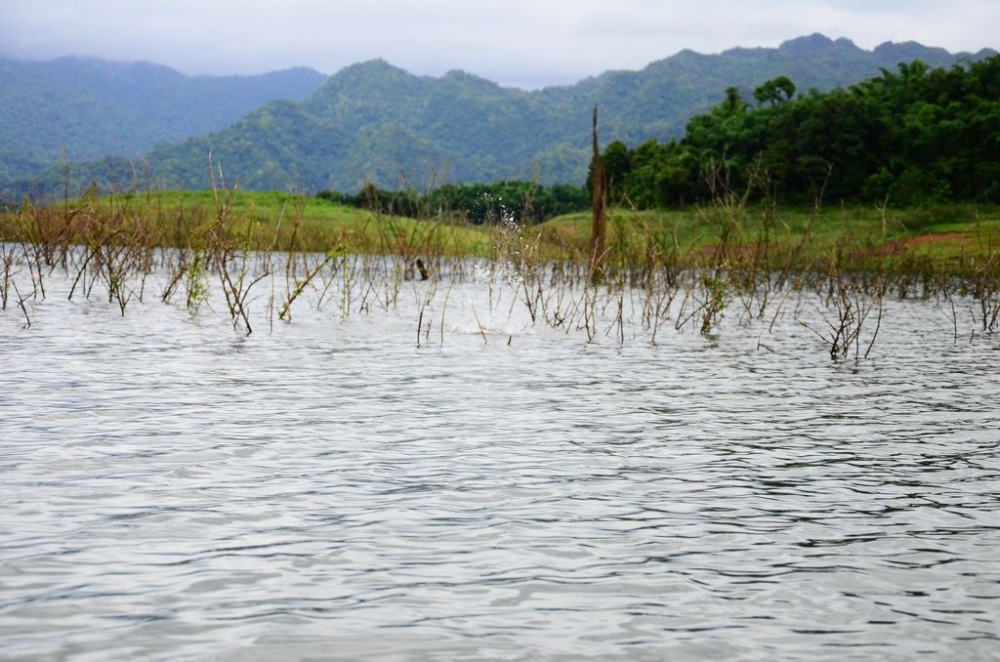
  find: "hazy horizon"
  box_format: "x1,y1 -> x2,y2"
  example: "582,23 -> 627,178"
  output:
1,1 -> 996,90
2,31 -> 996,92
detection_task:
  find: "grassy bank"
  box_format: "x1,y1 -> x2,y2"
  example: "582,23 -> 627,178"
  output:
537,202 -> 1000,270
0,188 -> 494,258
2,188 -> 998,268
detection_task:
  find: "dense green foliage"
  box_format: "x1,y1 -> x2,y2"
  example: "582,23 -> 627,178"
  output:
321,180 -> 591,224
600,56 -> 1000,206
5,35 -> 993,201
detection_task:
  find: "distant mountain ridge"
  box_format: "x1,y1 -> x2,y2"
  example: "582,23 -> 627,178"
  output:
3,34 -> 996,197
0,57 -> 327,182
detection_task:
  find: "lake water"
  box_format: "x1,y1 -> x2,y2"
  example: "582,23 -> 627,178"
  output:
1,262 -> 998,661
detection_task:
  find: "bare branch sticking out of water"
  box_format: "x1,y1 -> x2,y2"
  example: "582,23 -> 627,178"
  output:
471,306 -> 489,345
12,280 -> 31,328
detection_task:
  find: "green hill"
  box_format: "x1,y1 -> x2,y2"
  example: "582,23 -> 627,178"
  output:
0,56 -> 327,182
3,34 -> 995,199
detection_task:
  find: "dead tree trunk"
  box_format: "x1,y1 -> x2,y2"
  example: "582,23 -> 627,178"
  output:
590,106 -> 606,283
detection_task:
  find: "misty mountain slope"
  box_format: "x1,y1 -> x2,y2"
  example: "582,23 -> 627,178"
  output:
0,56 -> 327,180
4,34 -> 995,197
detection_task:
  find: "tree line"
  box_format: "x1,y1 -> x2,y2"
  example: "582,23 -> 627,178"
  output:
318,180 -> 592,224
596,56 -> 1000,207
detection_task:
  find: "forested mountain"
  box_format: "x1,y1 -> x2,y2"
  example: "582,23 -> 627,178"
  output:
0,56 -> 327,182
324,53 -> 1000,223
3,35 -> 995,199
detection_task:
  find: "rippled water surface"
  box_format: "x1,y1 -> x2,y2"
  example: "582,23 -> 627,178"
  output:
2,269 -> 999,661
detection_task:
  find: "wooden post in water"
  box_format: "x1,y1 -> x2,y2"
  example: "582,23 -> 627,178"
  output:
590,106 -> 606,283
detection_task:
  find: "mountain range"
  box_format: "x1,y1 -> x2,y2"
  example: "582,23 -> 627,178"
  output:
2,34 -> 995,198
0,57 -> 326,183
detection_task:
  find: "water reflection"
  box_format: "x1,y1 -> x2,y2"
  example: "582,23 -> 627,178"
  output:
0,271 -> 998,660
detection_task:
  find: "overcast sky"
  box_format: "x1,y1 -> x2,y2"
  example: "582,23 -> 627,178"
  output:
0,0 -> 995,89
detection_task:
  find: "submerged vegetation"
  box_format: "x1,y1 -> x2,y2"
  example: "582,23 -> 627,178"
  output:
1,183 -> 998,360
